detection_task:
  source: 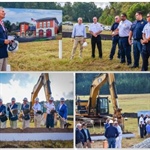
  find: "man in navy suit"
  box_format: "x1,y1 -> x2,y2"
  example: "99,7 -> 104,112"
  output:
21,97 -> 30,129
81,122 -> 92,148
0,98 -> 7,128
7,97 -> 18,129
0,7 -> 11,71
57,97 -> 68,128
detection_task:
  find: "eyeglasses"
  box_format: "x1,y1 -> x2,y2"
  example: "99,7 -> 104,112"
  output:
147,16 -> 150,18
115,18 -> 118,20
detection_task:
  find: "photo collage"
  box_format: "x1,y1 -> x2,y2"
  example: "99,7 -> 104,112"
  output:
0,1 -> 150,149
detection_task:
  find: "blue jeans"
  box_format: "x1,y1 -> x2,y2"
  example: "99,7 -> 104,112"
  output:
109,36 -> 121,59
119,37 -> 131,64
141,42 -> 150,71
46,114 -> 54,128
107,137 -> 116,148
133,40 -> 142,67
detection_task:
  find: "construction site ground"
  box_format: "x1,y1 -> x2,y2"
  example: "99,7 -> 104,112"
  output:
0,140 -> 73,148
0,119 -> 73,148
77,94 -> 150,148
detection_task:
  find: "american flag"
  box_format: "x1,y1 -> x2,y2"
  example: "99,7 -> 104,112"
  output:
31,18 -> 36,22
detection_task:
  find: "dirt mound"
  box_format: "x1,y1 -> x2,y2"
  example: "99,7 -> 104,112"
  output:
0,128 -> 73,133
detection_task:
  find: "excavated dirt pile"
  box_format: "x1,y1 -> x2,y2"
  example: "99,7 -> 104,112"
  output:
0,128 -> 73,133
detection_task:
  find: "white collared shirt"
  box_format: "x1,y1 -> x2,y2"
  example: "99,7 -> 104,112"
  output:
45,102 -> 55,114
139,117 -> 145,125
59,104 -> 63,110
142,22 -> 150,39
33,103 -> 41,114
118,19 -> 132,37
89,22 -> 103,34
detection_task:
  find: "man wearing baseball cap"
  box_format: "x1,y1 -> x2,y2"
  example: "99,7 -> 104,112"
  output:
104,120 -> 119,148
0,98 -> 7,128
44,97 -> 56,128
32,97 -> 42,127
7,97 -> 18,129
57,97 -> 68,128
21,97 -> 30,129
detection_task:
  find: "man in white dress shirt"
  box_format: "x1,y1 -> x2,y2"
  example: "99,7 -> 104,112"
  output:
114,121 -> 122,148
141,12 -> 150,71
32,97 -> 42,127
139,114 -> 145,138
71,17 -> 86,59
89,17 -> 103,58
44,97 -> 55,128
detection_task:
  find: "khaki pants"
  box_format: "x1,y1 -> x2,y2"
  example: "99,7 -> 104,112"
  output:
22,119 -> 30,129
0,121 -> 6,128
34,114 -> 41,127
10,120 -> 17,129
0,58 -> 7,71
76,142 -> 83,148
59,118 -> 66,129
83,140 -> 91,148
71,37 -> 84,59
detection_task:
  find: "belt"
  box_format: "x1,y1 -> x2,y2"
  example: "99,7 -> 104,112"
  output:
134,39 -> 141,41
119,36 -> 128,38
75,36 -> 83,37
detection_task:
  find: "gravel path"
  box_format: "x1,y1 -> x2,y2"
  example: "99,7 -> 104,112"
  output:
132,138 -> 150,148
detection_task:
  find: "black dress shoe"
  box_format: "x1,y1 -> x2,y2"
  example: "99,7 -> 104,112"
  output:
130,65 -> 139,68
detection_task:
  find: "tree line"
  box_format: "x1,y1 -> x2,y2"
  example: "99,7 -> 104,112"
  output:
76,73 -> 150,95
0,2 -> 150,26
99,2 -> 150,25
0,2 -> 102,23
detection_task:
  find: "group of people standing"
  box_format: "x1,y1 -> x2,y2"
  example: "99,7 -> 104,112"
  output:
76,122 -> 92,148
0,96 -> 68,129
71,11 -> 150,71
139,114 -> 150,138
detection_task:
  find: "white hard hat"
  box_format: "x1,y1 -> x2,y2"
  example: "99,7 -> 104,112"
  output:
60,97 -> 65,101
23,97 -> 28,101
49,97 -> 54,101
109,120 -> 113,124
82,42 -> 87,47
7,40 -> 19,53
11,97 -> 16,101
35,97 -> 39,101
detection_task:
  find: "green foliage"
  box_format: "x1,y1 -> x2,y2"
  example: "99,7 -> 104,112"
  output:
76,73 -> 150,95
100,2 -> 150,25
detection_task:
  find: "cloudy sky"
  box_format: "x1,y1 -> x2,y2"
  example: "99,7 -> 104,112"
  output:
4,8 -> 62,24
0,73 -> 74,104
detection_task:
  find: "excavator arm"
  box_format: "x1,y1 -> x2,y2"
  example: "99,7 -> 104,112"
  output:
31,73 -> 52,107
87,73 -> 124,129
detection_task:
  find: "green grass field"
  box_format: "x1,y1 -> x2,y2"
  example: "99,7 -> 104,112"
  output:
8,38 -> 147,71
76,94 -> 150,148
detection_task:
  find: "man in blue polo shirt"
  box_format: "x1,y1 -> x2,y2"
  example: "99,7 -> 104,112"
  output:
109,16 -> 121,60
128,11 -> 147,68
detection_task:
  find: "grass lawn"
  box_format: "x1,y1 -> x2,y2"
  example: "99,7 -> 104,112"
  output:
8,38 -> 147,71
76,94 -> 150,148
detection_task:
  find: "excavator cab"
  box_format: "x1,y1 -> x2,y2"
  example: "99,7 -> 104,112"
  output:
96,97 -> 109,116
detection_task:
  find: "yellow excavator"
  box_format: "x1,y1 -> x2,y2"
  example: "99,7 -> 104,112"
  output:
30,73 -> 53,123
76,73 -> 124,130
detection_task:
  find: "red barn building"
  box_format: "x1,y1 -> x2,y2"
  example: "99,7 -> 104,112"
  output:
35,17 -> 59,37
19,22 -> 29,37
